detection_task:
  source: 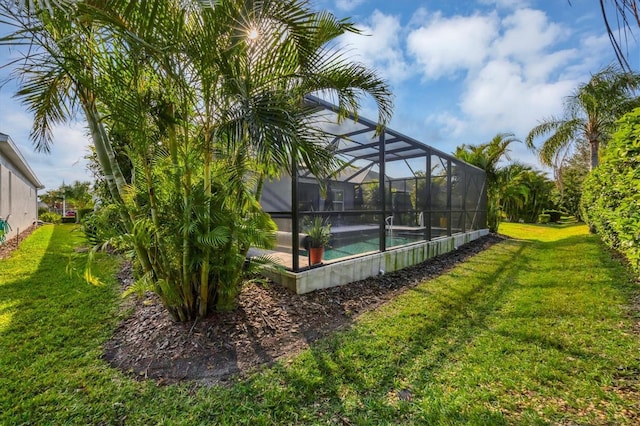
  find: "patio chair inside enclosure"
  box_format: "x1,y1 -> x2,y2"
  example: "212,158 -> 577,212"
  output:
253,96 -> 489,294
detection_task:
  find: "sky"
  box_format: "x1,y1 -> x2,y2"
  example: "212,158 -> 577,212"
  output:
0,0 -> 636,191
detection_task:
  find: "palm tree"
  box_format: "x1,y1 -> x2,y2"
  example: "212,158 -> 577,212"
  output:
1,0 -> 393,321
526,66 -> 640,171
553,140 -> 590,219
454,132 -> 520,232
498,163 -> 530,222
500,164 -> 554,223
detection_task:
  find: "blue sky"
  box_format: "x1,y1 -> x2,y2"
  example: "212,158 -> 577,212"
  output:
0,0 -> 634,190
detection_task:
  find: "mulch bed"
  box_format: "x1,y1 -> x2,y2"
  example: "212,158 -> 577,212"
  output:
104,233 -> 506,386
0,224 -> 39,259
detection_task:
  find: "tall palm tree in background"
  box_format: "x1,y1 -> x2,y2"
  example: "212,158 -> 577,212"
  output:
454,132 -> 520,232
0,0 -> 393,321
526,66 -> 640,171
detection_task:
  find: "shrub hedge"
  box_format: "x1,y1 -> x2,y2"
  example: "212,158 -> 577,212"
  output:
581,108 -> 640,273
39,212 -> 61,224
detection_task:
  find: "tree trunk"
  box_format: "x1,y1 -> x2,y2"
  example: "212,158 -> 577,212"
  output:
81,98 -> 128,207
590,139 -> 600,170
81,99 -> 157,288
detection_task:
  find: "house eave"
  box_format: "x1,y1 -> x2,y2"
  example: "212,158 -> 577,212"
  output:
0,132 -> 45,190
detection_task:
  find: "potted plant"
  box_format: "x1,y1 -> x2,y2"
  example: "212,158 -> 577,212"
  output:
305,216 -> 331,265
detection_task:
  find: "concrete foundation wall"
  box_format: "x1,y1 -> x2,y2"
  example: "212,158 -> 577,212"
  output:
263,229 -> 490,294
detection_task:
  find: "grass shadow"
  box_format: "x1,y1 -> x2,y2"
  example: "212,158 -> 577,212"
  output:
227,225 -> 640,424
245,239 -> 530,423
0,224 -> 124,423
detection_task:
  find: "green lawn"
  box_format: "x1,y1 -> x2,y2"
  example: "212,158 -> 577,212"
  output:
1,223 -> 638,424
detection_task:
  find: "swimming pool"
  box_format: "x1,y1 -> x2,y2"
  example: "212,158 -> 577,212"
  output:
301,235 -> 421,261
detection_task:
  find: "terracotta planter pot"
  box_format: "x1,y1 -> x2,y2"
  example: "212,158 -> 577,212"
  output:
309,246 -> 324,265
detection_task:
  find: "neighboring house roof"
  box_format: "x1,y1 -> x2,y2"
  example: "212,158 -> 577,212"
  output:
0,132 -> 45,189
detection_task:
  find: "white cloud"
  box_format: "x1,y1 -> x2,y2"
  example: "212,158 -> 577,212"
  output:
400,6 -> 592,151
478,0 -> 531,10
461,59 -> 578,136
492,9 -> 568,63
407,13 -> 498,80
334,0 -> 366,12
339,10 -> 411,84
575,33 -> 615,70
580,33 -> 610,56
407,7 -> 429,27
0,108 -> 33,138
454,8 -> 589,139
336,4 -> 617,170
29,124 -> 92,190
426,111 -> 467,139
0,93 -> 93,190
525,49 -> 579,82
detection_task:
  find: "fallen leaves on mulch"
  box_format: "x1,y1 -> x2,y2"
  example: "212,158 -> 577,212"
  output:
103,234 -> 506,386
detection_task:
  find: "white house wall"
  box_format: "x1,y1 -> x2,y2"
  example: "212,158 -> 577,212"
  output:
0,136 -> 41,241
0,161 -> 38,239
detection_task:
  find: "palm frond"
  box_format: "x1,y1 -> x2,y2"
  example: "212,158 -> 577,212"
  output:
525,116 -> 568,149
536,119 -> 582,166
197,226 -> 231,249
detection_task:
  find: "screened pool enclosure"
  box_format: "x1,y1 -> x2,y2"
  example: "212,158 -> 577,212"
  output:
259,96 -> 487,273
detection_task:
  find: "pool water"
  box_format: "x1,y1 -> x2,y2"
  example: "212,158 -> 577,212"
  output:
302,236 -> 420,261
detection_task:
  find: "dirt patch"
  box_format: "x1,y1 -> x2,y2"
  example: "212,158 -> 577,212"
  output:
103,234 -> 506,386
0,224 -> 39,259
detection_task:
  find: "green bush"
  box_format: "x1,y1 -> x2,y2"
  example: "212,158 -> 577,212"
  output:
76,208 -> 94,222
37,207 -> 49,216
538,213 -> 551,224
39,212 -> 61,224
581,108 -> 640,273
81,204 -> 126,248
